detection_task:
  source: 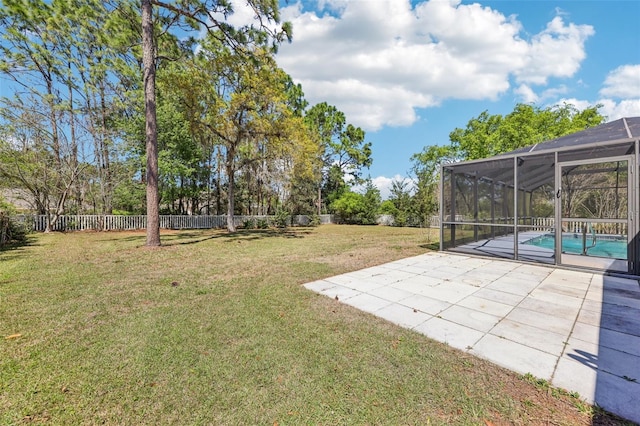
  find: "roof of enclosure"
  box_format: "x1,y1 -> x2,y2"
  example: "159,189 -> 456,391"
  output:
501,116 -> 640,156
443,117 -> 640,192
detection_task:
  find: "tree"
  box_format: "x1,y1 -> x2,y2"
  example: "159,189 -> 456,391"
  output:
141,0 -> 160,245
161,37 -> 315,231
1,0 -> 306,234
387,178 -> 414,226
279,76 -> 321,216
411,103 -> 606,226
361,179 -> 381,225
304,102 -> 372,214
0,0 -> 137,219
410,145 -> 457,225
139,0 -> 291,244
331,191 -> 367,224
331,179 -> 380,225
0,0 -> 78,228
155,93 -> 205,215
450,103 -> 605,161
379,199 -> 398,215
0,103 -> 79,230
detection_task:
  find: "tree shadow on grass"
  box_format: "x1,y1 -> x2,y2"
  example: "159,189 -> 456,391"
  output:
167,228 -> 313,246
8,227 -> 315,252
419,242 -> 439,251
0,235 -> 38,263
92,227 -> 314,246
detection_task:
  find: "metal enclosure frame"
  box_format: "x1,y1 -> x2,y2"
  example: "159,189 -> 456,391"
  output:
439,117 -> 640,277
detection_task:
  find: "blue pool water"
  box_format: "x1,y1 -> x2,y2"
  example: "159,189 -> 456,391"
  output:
524,234 -> 627,260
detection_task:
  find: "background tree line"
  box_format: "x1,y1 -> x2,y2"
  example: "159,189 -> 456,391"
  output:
0,0 -> 372,238
0,1 -> 607,241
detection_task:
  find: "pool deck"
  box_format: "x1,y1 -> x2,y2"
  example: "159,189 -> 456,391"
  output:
453,231 -> 628,272
304,251 -> 640,423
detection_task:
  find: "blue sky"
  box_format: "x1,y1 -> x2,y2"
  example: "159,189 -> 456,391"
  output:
2,0 -> 637,200
274,0 -> 640,198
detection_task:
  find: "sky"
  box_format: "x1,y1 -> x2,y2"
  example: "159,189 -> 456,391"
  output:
1,1 -> 638,200
272,0 -> 640,198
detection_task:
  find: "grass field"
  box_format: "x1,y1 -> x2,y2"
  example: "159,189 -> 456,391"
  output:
0,225 -> 626,424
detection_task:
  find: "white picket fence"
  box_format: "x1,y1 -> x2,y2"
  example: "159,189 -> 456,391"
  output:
15,214 -> 626,235
16,214 -> 336,232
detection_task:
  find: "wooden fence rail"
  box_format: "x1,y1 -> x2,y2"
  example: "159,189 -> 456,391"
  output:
15,214 -> 336,232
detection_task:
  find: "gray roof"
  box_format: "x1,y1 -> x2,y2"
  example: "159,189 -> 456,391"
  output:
444,117 -> 640,193
502,116 -> 640,156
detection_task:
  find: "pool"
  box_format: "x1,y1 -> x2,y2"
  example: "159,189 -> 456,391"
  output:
524,234 -> 628,260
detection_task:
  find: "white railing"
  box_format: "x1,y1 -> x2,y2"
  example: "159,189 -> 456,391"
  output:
440,216 -> 627,235
529,217 -> 627,235
530,217 -> 554,231
16,214 -> 336,232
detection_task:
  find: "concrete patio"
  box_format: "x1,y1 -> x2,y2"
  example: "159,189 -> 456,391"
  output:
304,252 -> 640,423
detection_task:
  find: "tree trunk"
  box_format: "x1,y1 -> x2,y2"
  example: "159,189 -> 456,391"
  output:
142,0 -> 161,246
67,64 -> 81,212
216,146 -> 222,215
226,149 -> 236,232
100,83 -> 113,214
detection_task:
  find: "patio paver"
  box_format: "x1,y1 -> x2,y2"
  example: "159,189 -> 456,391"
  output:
303,251 -> 640,424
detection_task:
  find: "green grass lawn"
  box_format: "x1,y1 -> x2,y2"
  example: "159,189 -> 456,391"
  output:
0,226 -> 620,424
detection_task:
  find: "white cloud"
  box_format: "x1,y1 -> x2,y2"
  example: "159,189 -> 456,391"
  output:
555,65 -> 640,121
515,84 -> 570,104
597,99 -> 640,121
514,84 -> 538,104
515,17 -> 593,85
277,0 -> 594,131
539,85 -> 569,100
353,175 -> 416,200
600,65 -> 640,99
555,97 -> 640,122
373,175 -> 398,200
553,97 -> 593,112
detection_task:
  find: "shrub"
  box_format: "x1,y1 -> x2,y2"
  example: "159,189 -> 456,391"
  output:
0,199 -> 28,247
308,214 -> 321,227
331,191 -> 373,224
274,208 -> 290,228
379,200 -> 398,215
